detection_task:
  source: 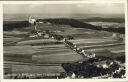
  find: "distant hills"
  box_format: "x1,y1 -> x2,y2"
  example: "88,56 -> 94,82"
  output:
78,17 -> 125,23
3,18 -> 125,34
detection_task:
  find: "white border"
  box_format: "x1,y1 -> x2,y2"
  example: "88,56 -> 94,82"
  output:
0,2 -> 3,81
125,0 -> 128,79
0,0 -> 128,82
0,0 -> 126,4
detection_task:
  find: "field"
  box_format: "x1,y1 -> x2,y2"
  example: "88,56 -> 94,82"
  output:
3,17 -> 125,79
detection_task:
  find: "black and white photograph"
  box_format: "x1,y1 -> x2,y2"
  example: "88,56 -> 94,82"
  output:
3,2 -> 126,79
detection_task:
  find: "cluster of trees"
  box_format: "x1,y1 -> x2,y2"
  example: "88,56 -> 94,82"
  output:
50,34 -> 74,41
62,56 -> 125,78
39,18 -> 125,34
3,21 -> 29,31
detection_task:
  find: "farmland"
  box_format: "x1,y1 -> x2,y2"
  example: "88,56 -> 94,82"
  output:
3,17 -> 125,79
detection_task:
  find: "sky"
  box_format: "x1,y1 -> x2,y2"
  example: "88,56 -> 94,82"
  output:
4,4 -> 124,15
4,3 -> 124,16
